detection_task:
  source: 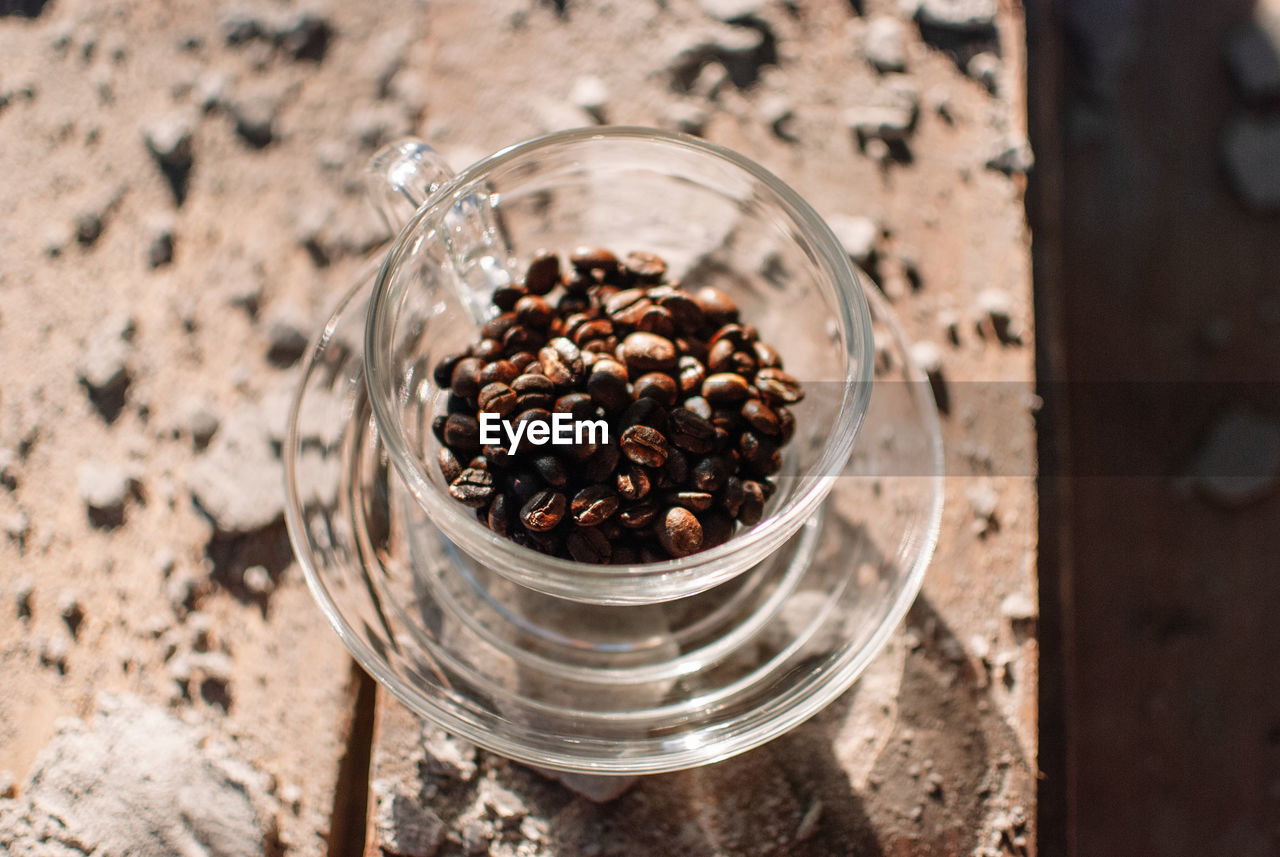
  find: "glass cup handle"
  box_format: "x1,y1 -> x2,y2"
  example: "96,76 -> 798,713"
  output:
365,138 -> 512,323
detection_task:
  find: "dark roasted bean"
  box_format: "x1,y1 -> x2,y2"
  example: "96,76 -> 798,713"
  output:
633,372 -> 678,406
450,357 -> 485,398
622,396 -> 666,429
605,288 -> 650,318
620,424 -> 669,467
468,456 -> 488,469
524,251 -> 561,295
636,306 -> 675,338
502,324 -> 544,353
738,480 -> 765,525
479,359 -> 520,388
677,356 -> 706,396
667,490 -> 713,512
557,291 -> 591,312
650,287 -> 704,333
755,368 -> 804,404
752,341 -> 782,369
437,447 -> 464,484
621,332 -> 678,372
623,250 -> 667,281
683,396 -> 712,421
433,351 -> 467,388
776,405 -> 796,444
759,478 -> 777,500
741,399 -> 780,435
662,448 -> 688,484
692,456 -> 728,492
509,351 -> 537,371
492,284 -> 526,312
571,484 -> 619,526
512,373 -> 555,411
612,545 -> 641,565
707,338 -> 737,373
567,527 -> 611,563
443,413 -> 481,451
449,467 -> 494,508
487,492 -> 511,535
693,287 -> 739,327
668,407 -> 716,454
618,501 -> 658,529
658,506 -> 703,558
570,246 -> 620,273
478,383 -> 518,418
708,324 -> 751,350
532,454 -> 568,487
615,464 -> 651,501
482,444 -> 514,468
583,442 -> 620,482
481,313 -> 516,341
538,337 -> 584,386
514,295 -> 553,328
721,476 -> 746,517
701,510 -> 736,548
474,338 -> 503,362
520,490 -> 566,531
447,392 -> 473,414
586,359 -> 630,412
555,392 -> 597,421
432,413 -> 448,443
702,372 -> 751,405
506,469 -> 539,502
572,318 -> 614,346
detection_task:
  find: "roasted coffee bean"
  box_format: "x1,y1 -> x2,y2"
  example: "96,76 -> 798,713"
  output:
583,442 -> 620,482
668,407 -> 716,454
474,338 -> 503,362
449,467 -> 495,508
622,332 -> 678,372
514,295 -> 553,328
572,318 -> 614,346
557,291 -> 591,313
667,490 -> 713,512
487,492 -> 511,536
738,480 -> 765,525
658,506 -> 703,558
759,478 -> 777,500
539,337 -> 585,386
437,447 -> 464,484
683,395 -> 712,420
554,392 -> 597,421
707,339 -> 737,373
650,287 -> 704,333
605,288 -> 650,318
587,359 -> 630,412
701,510 -> 735,549
478,383 -> 518,418
492,284 -> 526,312
702,372 -> 751,405
752,341 -> 782,369
509,351 -> 537,371
443,413 -> 481,451
623,250 -> 667,281
506,469 -> 539,502
662,448 -> 688,484
431,413 -> 448,443
676,336 -> 708,365
514,408 -> 553,440
570,246 -> 619,273
620,424 -> 669,467
618,501 -> 658,529
755,368 -> 804,404
524,251 -> 561,295
479,359 -> 520,388
622,396 -> 666,429
677,356 -> 706,396
502,324 -> 544,353
512,373 -> 556,410
776,405 -> 796,444
433,351 -> 467,388
520,490 -> 566,531
447,392 -> 474,414
532,454 -> 568,487
482,444 -> 514,468
693,287 -> 739,327
692,456 -> 728,492
709,324 -> 751,350
481,313 -> 516,341
633,372 -> 678,406
571,484 -> 620,526
636,306 -> 676,338
567,527 -> 611,563
562,439 -> 598,463
721,476 -> 746,517
615,464 -> 651,501
450,357 -> 485,398
583,336 -> 619,354
741,399 -> 780,435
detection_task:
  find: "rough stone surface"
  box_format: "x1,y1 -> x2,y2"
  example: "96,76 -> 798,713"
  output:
372,781 -> 446,857
188,406 -> 283,533
0,695 -> 277,857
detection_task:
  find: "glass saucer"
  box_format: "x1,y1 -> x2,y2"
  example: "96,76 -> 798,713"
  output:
284,262 -> 942,775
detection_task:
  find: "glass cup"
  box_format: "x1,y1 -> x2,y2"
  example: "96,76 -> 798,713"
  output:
363,127 -> 875,605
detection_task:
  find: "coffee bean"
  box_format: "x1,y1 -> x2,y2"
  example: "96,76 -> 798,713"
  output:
612,545 -> 641,565
567,527 -> 611,563
636,306 -> 676,338
623,250 -> 667,281
752,341 -> 782,369
658,506 -> 703,558
570,246 -> 619,273
692,455 -> 728,492
702,373 -> 751,405
520,490 -> 566,531
492,284 -> 526,312
478,383 -> 518,418
677,356 -> 706,396
668,407 -> 716,454
622,396 -> 666,429
709,324 -> 751,350
651,288 -> 704,334
683,395 -> 712,420
583,442 -> 620,482
554,392 -> 597,421
587,359 -> 630,412
487,492 -> 511,535
694,287 -> 739,327
701,510 -> 736,548
741,399 -> 780,435
512,373 -> 555,411
615,463 -> 651,501
721,476 -> 746,517
633,372 -> 678,406
474,338 -> 503,362
479,359 -> 520,388
450,357 -> 485,398
433,351 -> 467,388
667,490 -> 713,512
776,405 -> 795,444
558,291 -> 591,313
539,337 -> 585,386
437,447 -> 464,483
620,424 -> 669,467
738,480 -> 765,525
605,288 -> 650,319
482,444 -> 514,468
482,313 -> 517,341
506,469 -> 539,502
618,501 -> 658,529
509,351 -> 537,371
449,467 -> 495,508
524,251 -> 561,295
432,413 -> 448,443
503,324 -> 544,353
532,455 -> 568,487
572,318 -> 614,346
755,368 -> 804,404
622,332 -> 677,372
662,448 -> 688,484
443,413 -> 481,451
571,484 -> 619,526
707,339 -> 737,373
515,295 -> 553,328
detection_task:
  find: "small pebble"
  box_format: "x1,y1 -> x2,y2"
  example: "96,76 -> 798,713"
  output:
242,564 -> 273,595
569,75 -> 609,123
966,51 -> 1001,94
863,16 -> 907,73
231,95 -> 280,149
77,461 -> 131,527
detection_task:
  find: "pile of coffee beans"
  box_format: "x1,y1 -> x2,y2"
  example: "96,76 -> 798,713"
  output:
432,247 -> 804,565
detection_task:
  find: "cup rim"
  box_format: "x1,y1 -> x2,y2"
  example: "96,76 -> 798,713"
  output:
364,126 -> 875,601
